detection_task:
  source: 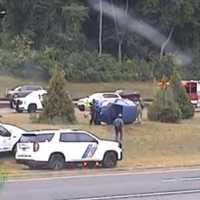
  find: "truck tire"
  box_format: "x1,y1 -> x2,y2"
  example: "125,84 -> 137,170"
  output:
28,104 -> 37,113
102,151 -> 117,168
48,154 -> 65,170
78,105 -> 85,111
12,144 -> 17,156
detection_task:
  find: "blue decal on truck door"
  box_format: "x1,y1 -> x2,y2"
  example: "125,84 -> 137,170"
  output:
82,144 -> 97,159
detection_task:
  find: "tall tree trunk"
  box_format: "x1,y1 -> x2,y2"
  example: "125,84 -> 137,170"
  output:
118,39 -> 123,63
160,26 -> 175,59
98,0 -> 103,57
111,0 -> 129,62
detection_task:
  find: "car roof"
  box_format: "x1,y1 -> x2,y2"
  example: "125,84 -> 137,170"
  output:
0,123 -> 25,131
21,129 -> 89,135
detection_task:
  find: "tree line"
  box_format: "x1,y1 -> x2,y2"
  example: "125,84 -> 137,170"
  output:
0,0 -> 199,82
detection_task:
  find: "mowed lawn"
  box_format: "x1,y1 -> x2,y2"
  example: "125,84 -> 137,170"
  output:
1,108 -> 200,177
0,75 -> 155,99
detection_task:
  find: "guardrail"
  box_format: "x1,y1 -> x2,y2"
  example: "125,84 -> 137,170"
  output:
0,98 -> 10,108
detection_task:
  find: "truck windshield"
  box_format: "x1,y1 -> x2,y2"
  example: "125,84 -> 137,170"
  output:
20,133 -> 54,143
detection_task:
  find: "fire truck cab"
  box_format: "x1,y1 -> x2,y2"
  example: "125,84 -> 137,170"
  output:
181,80 -> 200,106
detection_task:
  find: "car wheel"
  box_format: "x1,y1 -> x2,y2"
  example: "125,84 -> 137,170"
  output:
78,105 -> 85,111
48,154 -> 65,170
28,104 -> 37,113
28,164 -> 38,170
10,100 -> 14,109
12,144 -> 17,156
102,152 -> 117,168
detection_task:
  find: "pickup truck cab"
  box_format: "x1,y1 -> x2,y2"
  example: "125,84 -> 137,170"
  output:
16,129 -> 122,170
77,93 -> 122,111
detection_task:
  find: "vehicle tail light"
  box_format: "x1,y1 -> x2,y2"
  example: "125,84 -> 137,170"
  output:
33,143 -> 40,152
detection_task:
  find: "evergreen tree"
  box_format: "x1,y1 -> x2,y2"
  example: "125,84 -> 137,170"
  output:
40,67 -> 76,123
148,83 -> 181,123
170,71 -> 194,119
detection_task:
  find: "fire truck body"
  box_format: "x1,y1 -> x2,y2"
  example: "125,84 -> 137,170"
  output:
182,80 -> 200,106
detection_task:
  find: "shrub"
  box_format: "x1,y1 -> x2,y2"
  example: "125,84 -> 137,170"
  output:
148,86 -> 181,123
39,67 -> 76,124
170,71 -> 194,119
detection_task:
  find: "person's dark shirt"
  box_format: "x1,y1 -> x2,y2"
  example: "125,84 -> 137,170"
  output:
113,117 -> 124,128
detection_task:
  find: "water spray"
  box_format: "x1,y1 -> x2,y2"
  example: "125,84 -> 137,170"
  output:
88,0 -> 192,66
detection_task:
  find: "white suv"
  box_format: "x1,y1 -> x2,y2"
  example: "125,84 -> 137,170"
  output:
0,123 -> 25,154
14,89 -> 47,113
16,129 -> 122,170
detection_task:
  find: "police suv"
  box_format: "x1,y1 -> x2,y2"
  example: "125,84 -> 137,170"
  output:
16,129 -> 122,170
0,123 -> 25,153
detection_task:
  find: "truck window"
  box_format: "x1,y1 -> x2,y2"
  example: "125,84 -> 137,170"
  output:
20,133 -> 54,143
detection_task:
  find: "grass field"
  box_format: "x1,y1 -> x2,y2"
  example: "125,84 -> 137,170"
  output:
1,109 -> 200,177
0,75 -> 155,99
0,76 -> 200,177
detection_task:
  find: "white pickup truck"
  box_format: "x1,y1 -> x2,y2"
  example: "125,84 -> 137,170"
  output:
14,89 -> 47,113
16,129 -> 122,170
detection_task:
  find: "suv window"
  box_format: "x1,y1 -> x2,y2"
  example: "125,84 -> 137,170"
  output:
103,94 -> 118,98
60,132 -> 96,142
77,133 -> 96,142
60,133 -> 77,142
0,126 -> 11,137
20,133 -> 54,143
22,85 -> 41,91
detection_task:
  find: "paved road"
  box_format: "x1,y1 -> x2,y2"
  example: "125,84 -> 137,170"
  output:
1,168 -> 200,200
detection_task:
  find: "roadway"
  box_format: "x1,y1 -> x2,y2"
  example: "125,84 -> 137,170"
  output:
1,168 -> 200,200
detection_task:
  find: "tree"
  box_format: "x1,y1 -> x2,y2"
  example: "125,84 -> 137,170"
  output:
40,67 -> 76,124
111,0 -> 129,63
148,84 -> 181,123
98,0 -> 103,56
170,71 -> 194,119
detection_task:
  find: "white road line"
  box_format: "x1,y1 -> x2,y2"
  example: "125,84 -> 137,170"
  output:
162,178 -> 177,183
7,167 -> 200,183
181,177 -> 200,182
74,189 -> 200,200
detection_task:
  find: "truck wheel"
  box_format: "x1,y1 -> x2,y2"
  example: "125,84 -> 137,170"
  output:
48,154 -> 65,170
78,105 -> 85,111
28,164 -> 38,170
28,104 -> 37,113
12,144 -> 17,156
102,152 -> 117,168
10,100 -> 14,109
16,108 -> 23,113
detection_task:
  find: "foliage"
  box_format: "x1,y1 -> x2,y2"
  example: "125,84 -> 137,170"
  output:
148,86 -> 181,123
0,0 -> 200,81
152,55 -> 179,81
170,71 -> 194,119
39,67 -> 76,124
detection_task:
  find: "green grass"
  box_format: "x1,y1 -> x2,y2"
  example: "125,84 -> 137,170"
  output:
1,75 -> 200,177
0,75 -> 155,99
0,76 -> 45,97
1,110 -> 200,177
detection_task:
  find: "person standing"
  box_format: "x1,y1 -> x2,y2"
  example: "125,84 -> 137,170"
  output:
136,99 -> 144,124
113,113 -> 124,141
89,99 -> 96,125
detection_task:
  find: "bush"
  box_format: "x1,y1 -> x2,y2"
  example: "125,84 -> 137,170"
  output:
170,71 -> 194,119
152,55 -> 179,81
39,67 -> 76,124
148,86 -> 181,123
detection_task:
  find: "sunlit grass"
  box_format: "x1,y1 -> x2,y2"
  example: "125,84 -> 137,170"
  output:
1,109 -> 200,176
0,75 -> 155,99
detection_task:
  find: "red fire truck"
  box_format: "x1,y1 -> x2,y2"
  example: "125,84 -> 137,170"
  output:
181,80 -> 200,106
